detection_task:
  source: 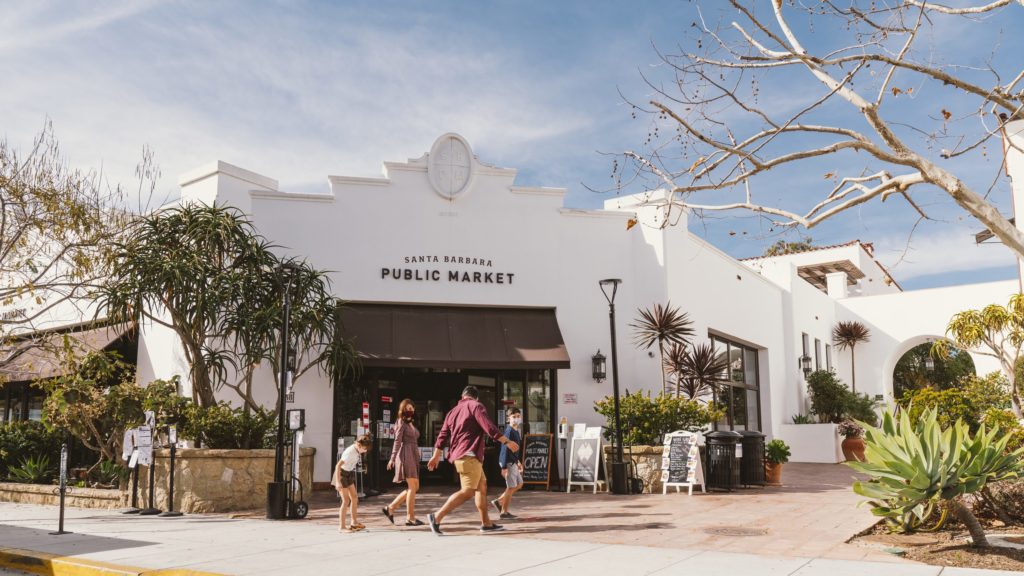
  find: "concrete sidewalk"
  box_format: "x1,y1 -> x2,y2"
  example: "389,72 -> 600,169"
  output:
2,502 -> 1021,576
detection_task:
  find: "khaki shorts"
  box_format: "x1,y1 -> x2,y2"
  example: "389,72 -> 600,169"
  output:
454,457 -> 484,491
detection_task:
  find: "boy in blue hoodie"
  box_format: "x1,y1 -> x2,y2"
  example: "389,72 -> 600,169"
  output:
491,407 -> 523,519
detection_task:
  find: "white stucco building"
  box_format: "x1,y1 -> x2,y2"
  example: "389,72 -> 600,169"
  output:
5,125 -> 1024,486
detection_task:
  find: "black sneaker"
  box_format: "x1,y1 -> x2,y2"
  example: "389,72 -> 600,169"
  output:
480,523 -> 504,532
490,498 -> 501,513
499,512 -> 515,519
428,513 -> 443,536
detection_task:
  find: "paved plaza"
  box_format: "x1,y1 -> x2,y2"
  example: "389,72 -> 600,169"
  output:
2,464 -> 1022,575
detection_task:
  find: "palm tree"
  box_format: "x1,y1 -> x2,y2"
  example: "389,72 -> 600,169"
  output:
632,302 -> 694,394
665,342 -> 728,400
832,320 -> 871,393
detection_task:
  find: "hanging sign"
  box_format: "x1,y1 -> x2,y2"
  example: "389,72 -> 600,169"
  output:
381,395 -> 393,404
567,429 -> 602,494
136,426 -> 154,466
661,431 -> 706,496
522,434 -> 553,488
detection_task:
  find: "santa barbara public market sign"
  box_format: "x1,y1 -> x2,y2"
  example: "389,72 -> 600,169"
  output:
381,255 -> 515,285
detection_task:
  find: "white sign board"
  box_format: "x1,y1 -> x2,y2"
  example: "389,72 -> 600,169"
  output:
660,430 -> 706,496
136,425 -> 154,466
567,434 -> 603,494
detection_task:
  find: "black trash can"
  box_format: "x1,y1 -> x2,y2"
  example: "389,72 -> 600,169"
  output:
738,430 -> 766,487
705,431 -> 742,491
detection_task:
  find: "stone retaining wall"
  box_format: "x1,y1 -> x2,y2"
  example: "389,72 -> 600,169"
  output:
138,447 -> 316,513
603,445 -> 666,494
0,481 -> 126,508
0,448 -> 316,513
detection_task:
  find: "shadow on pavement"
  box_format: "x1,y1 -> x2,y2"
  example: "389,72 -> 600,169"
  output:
0,524 -> 154,555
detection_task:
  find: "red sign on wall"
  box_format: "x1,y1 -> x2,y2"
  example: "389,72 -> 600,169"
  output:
501,400 -> 516,406
381,396 -> 393,403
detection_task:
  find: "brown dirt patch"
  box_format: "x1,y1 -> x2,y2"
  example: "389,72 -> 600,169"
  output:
855,524 -> 1024,572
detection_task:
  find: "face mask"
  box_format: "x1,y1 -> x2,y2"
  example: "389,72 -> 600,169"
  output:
403,409 -> 414,418
510,417 -> 522,425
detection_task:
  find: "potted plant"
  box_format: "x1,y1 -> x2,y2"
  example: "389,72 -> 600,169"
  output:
764,439 -> 790,486
837,420 -> 866,462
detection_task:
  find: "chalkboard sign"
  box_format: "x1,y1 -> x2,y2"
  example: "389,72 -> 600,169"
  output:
567,436 -> 602,493
660,431 -> 705,495
522,434 -> 552,488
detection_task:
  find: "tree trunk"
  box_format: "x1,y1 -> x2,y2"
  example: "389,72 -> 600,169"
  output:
850,346 -> 857,393
658,343 -> 667,395
950,498 -> 990,547
192,362 -> 217,407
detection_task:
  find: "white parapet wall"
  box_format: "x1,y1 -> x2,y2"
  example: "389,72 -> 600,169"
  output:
778,423 -> 842,464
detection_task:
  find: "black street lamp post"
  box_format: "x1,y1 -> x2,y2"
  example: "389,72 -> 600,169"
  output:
599,278 -> 628,494
268,263 -> 299,519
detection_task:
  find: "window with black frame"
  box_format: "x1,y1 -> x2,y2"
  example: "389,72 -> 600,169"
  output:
710,335 -> 762,431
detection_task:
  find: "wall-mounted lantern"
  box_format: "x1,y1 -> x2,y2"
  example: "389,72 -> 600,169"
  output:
592,350 -> 607,383
800,354 -> 813,378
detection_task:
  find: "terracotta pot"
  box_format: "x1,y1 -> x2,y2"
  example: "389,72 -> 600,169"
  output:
841,436 -> 866,462
765,462 -> 783,486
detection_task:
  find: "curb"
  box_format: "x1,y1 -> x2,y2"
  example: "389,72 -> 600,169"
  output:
0,547 -> 225,576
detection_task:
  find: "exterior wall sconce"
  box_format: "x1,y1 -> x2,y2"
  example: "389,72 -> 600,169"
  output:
924,356 -> 935,371
800,354 -> 813,378
592,350 -> 607,383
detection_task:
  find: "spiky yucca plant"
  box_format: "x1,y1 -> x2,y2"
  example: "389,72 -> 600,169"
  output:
848,407 -> 1024,547
832,320 -> 870,392
632,302 -> 694,394
664,342 -> 728,400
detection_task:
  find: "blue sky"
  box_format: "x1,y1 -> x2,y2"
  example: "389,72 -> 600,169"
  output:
2,1 -> 1022,290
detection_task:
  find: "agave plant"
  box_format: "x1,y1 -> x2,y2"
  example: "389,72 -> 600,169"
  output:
664,342 -> 728,401
848,407 -> 1024,547
832,320 -> 870,392
632,302 -> 694,394
8,454 -> 55,484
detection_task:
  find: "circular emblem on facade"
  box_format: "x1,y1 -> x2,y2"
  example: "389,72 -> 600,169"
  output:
428,133 -> 475,199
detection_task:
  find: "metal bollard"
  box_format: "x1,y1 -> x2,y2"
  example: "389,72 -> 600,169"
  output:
159,434 -> 183,518
49,443 -> 72,535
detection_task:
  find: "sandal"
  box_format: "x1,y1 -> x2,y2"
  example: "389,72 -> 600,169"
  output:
346,525 -> 364,533
405,519 -> 425,526
352,523 -> 366,530
381,507 -> 395,524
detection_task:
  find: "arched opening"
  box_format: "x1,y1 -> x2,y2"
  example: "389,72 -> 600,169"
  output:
892,341 -> 976,400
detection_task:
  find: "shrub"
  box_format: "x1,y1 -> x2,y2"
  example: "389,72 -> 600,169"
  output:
594,390 -> 722,446
8,454 -> 55,484
0,421 -> 63,479
806,370 -> 878,425
91,460 -> 129,487
806,370 -> 849,423
900,372 -> 1011,431
791,414 -> 814,424
981,408 -> 1024,454
179,403 -> 276,449
765,439 -> 791,464
846,392 -> 879,427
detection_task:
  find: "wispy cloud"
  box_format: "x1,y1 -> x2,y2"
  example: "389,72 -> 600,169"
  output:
875,225 -> 1017,281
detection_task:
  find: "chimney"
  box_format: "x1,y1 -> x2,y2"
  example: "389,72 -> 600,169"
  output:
826,271 -> 849,299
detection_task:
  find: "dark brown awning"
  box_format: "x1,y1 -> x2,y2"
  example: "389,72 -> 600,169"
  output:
339,304 -> 570,369
0,323 -> 132,382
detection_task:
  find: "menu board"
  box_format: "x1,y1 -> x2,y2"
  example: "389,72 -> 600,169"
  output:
567,436 -> 602,493
660,431 -> 705,495
662,433 -> 697,484
522,434 -> 552,488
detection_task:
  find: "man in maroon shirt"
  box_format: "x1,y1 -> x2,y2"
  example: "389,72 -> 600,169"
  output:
426,385 -> 519,535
